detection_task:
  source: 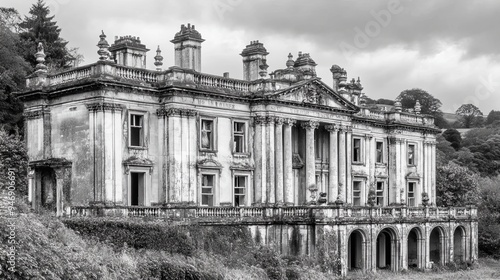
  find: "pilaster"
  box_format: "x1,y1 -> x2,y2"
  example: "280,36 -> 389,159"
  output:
265,116 -> 275,204
338,126 -> 346,202
325,124 -> 339,203
283,119 -> 295,205
253,116 -> 266,205
302,120 -> 319,204
274,117 -> 284,205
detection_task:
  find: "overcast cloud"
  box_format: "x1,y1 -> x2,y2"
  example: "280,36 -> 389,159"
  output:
6,0 -> 500,113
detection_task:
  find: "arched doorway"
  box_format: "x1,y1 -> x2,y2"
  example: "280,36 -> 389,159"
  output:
376,228 -> 398,271
453,226 -> 466,263
348,230 -> 365,271
407,227 -> 423,269
429,227 -> 445,265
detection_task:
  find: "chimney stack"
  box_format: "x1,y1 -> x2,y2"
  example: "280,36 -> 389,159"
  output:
108,35 -> 149,68
171,23 -> 204,71
240,40 -> 269,81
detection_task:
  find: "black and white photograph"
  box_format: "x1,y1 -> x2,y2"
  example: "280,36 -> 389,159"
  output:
1,0 -> 499,279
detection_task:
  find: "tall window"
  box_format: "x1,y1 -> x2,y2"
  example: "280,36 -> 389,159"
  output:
408,144 -> 416,165
234,175 -> 247,206
201,174 -> 214,206
201,119 -> 214,150
353,181 -> 362,206
353,138 -> 362,163
376,181 -> 385,206
407,182 -> 416,206
233,121 -> 246,153
130,114 -> 144,147
376,141 -> 384,163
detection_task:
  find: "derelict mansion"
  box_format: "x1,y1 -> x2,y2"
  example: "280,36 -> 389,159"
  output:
20,24 -> 477,274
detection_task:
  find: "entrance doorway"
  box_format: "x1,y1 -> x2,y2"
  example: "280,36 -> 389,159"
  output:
348,230 -> 364,271
407,227 -> 422,269
130,172 -> 145,206
453,226 -> 465,263
429,227 -> 444,265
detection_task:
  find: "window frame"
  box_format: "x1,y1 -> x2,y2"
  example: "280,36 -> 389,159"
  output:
200,172 -> 217,206
233,174 -> 249,207
199,116 -> 217,152
407,181 -> 416,207
375,140 -> 385,164
375,181 -> 386,206
352,137 -> 364,164
352,180 -> 363,206
128,111 -> 147,148
232,119 -> 249,155
407,143 -> 417,166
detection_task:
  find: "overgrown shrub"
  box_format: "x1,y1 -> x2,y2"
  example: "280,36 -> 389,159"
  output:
63,218 -> 195,256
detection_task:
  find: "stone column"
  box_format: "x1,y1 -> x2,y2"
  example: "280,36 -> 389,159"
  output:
283,119 -> 295,205
346,126 -> 353,204
338,126 -> 346,202
187,110 -> 198,203
302,120 -> 319,204
265,117 -> 275,204
253,116 -> 266,205
397,138 -> 405,203
366,134 -> 373,187
431,141 -> 436,204
325,124 -> 339,203
167,109 -> 182,203
275,117 -> 284,205
54,168 -> 64,217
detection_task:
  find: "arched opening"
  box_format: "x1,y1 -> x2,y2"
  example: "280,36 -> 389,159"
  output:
429,227 -> 445,265
453,226 -> 465,263
376,228 -> 398,271
407,227 -> 423,269
348,230 -> 364,271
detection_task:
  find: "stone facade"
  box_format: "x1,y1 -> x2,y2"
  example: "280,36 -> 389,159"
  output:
19,24 -> 477,276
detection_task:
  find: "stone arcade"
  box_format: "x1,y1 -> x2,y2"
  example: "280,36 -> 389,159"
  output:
19,24 -> 477,275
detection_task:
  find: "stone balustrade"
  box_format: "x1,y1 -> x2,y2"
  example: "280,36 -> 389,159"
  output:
68,205 -> 477,222
356,107 -> 435,126
26,62 -> 253,92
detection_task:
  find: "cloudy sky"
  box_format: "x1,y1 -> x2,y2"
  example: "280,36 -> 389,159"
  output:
6,0 -> 500,113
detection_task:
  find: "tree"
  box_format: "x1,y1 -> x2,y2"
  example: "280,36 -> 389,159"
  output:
486,110 -> 500,126
442,128 -> 462,150
396,88 -> 449,128
0,129 -> 28,196
436,134 -> 456,166
376,98 -> 395,106
456,104 -> 483,128
0,7 -> 30,135
19,0 -> 74,70
436,162 -> 480,207
477,175 -> 500,258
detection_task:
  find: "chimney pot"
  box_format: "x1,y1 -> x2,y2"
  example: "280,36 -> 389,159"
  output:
223,72 -> 229,78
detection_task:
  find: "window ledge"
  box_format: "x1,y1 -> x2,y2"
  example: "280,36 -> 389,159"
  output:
375,163 -> 387,167
128,146 -> 148,150
233,153 -> 250,158
351,162 -> 365,166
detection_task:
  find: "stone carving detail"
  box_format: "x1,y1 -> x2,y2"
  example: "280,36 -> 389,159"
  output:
274,117 -> 285,125
284,118 -> 296,126
156,108 -> 198,117
253,116 -> 267,125
325,124 -> 339,132
301,120 -> 319,130
86,102 -> 123,112
23,110 -> 45,120
303,84 -> 323,104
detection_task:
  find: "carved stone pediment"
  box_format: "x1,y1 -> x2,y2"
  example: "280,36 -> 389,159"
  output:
406,172 -> 421,180
269,79 -> 357,111
197,158 -> 222,169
